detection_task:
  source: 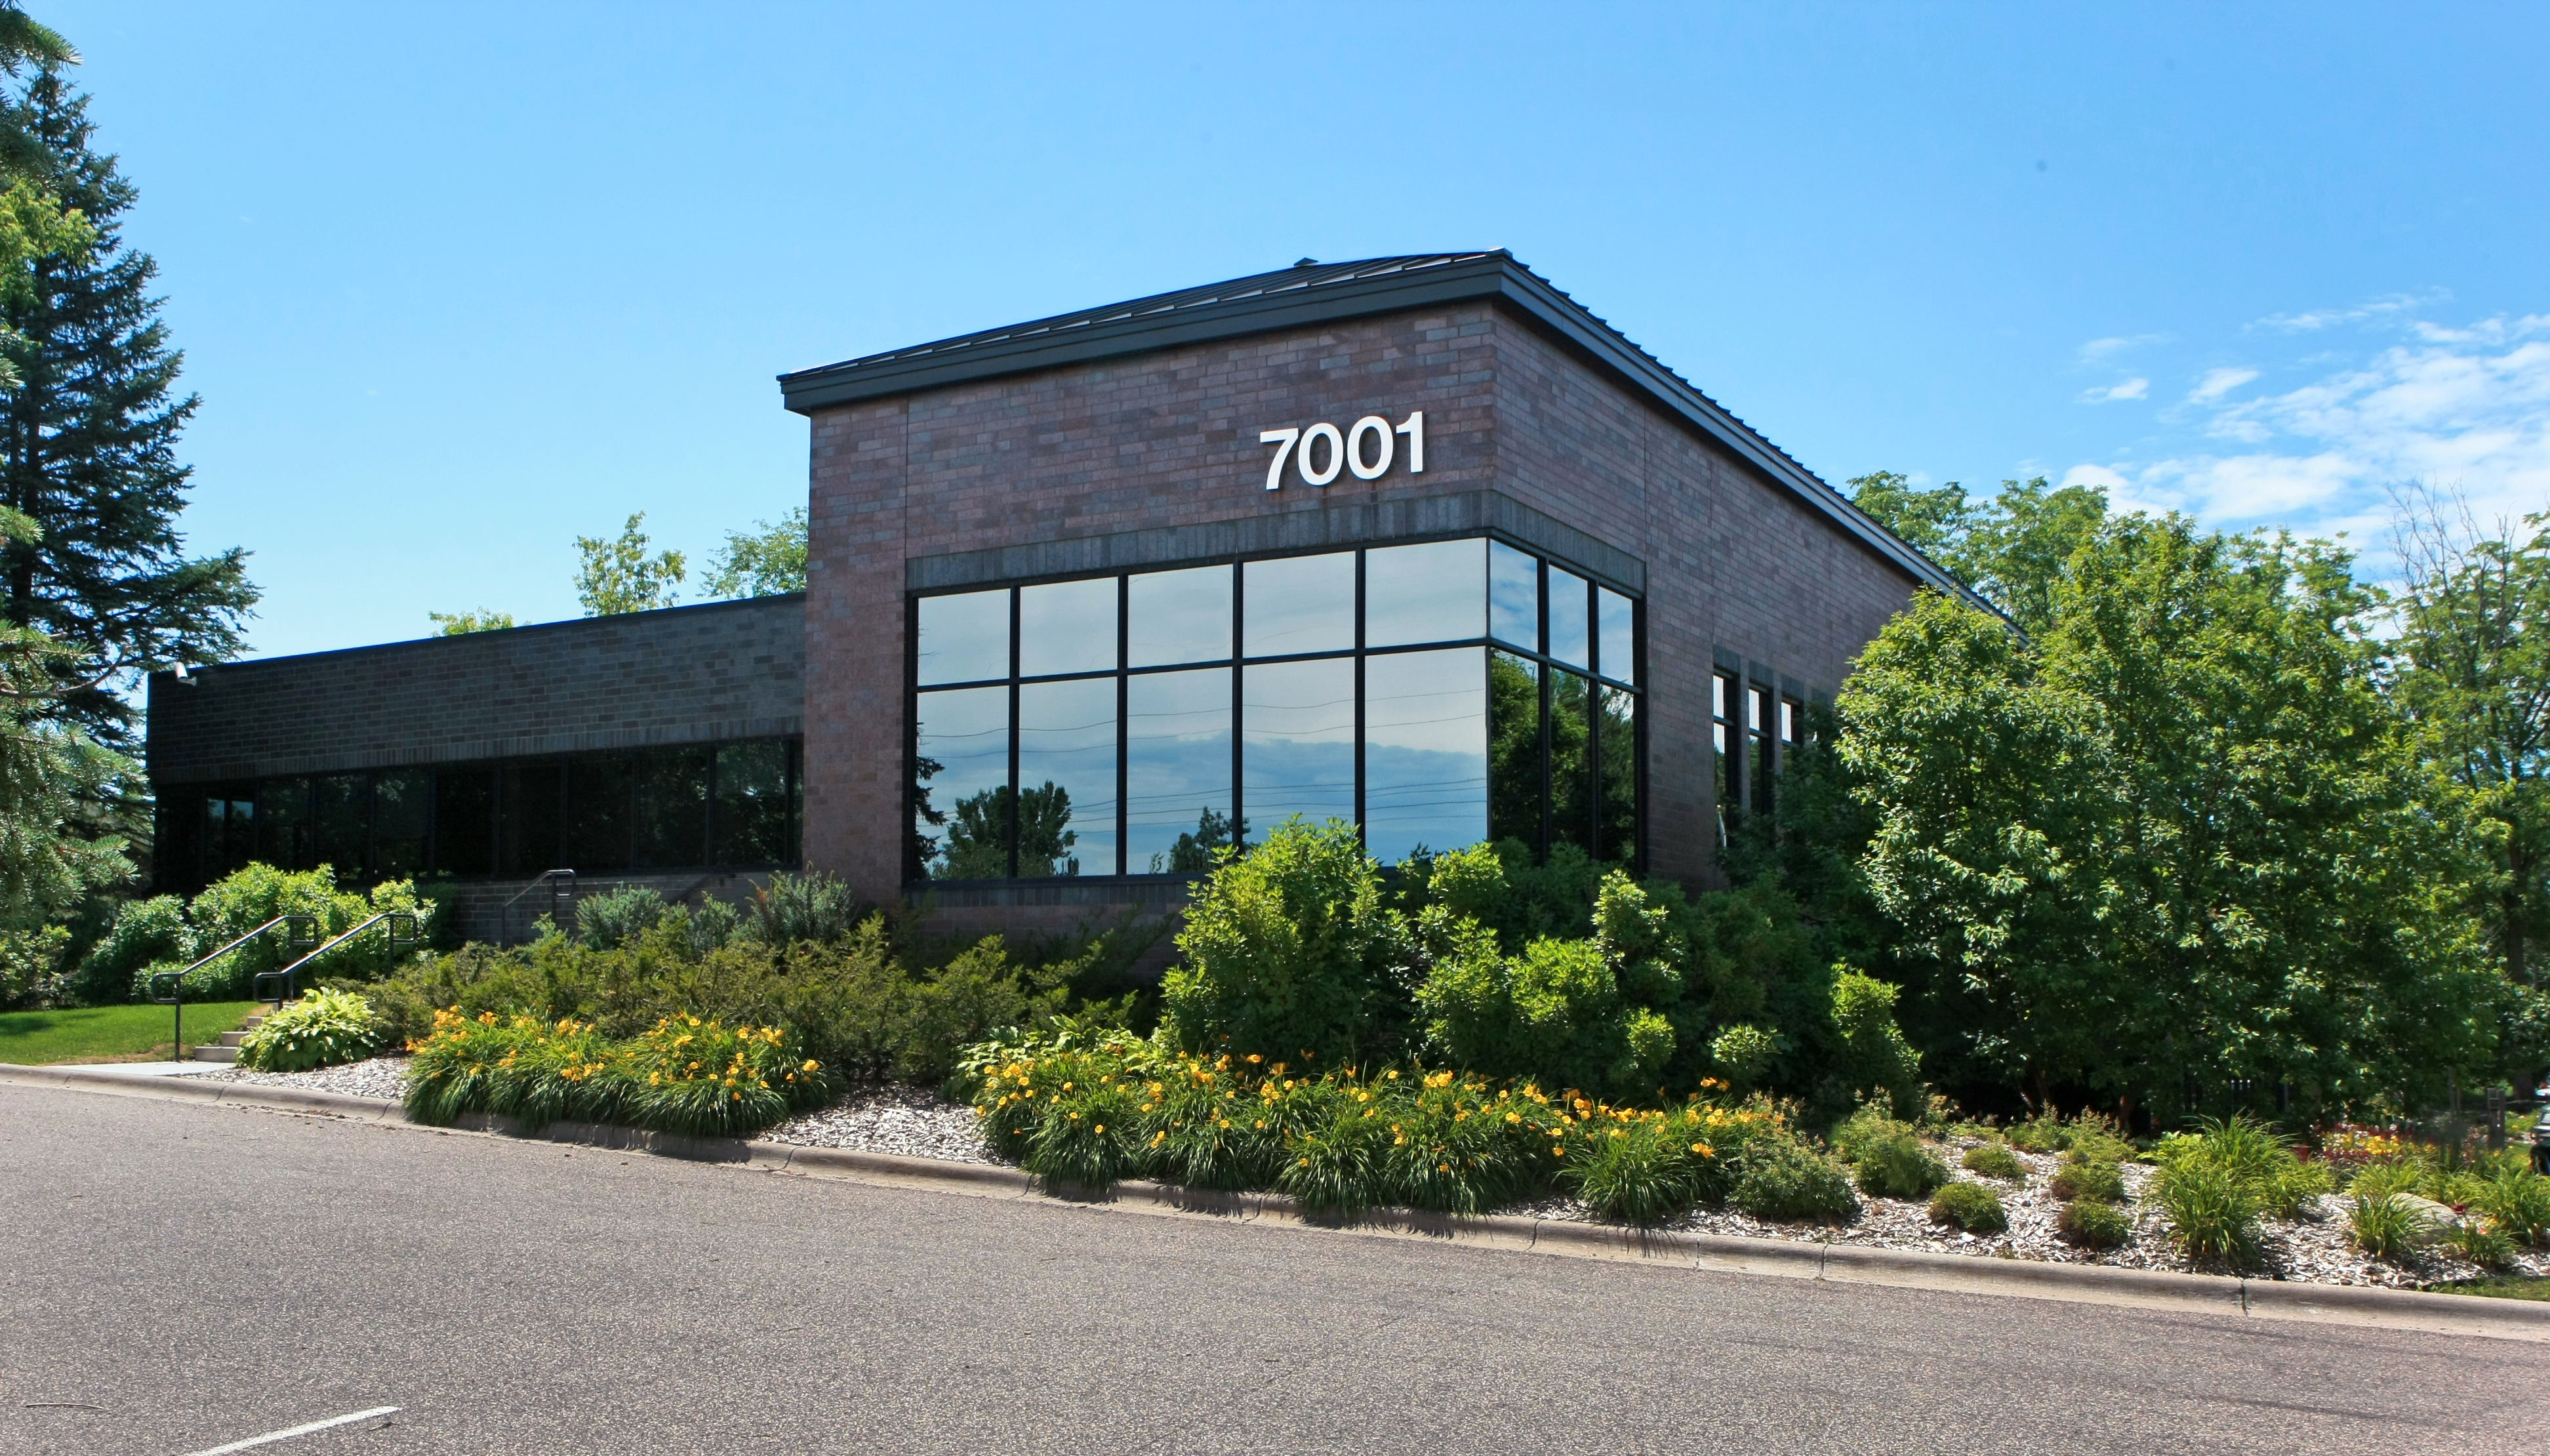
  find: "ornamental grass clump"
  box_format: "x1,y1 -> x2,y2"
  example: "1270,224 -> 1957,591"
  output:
1928,1181 -> 2007,1234
2348,1192 -> 2433,1263
1557,1099 -> 1756,1226
2153,1160 -> 2263,1270
2473,1168 -> 2550,1247
619,1016 -> 838,1138
2441,1217 -> 2517,1270
1960,1141 -> 2025,1184
405,1009 -> 551,1126
237,988 -> 384,1072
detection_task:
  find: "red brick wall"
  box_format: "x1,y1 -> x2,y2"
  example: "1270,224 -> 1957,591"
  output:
802,302 -> 1920,909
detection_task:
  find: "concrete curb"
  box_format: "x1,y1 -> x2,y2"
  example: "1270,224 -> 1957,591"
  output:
10,1061 -> 2548,1342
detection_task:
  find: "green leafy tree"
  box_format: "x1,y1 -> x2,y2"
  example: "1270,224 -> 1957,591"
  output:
1840,516 -> 2496,1118
1848,472 -> 2109,636
704,506 -> 807,597
0,65 -> 255,744
573,512 -> 684,615
2387,487 -> 2550,990
426,608 -> 514,636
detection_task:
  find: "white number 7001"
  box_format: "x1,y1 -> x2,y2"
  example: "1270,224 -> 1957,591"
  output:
1259,411 -> 1425,491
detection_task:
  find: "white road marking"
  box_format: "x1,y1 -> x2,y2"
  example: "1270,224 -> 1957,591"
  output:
178,1406 -> 400,1455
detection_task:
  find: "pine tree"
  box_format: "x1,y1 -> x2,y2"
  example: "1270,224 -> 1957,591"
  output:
0,66 -> 254,746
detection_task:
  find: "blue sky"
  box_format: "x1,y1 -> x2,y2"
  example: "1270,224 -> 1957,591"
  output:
43,2 -> 2550,659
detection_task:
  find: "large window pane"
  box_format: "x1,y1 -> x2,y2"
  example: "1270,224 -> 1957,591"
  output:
1598,588 -> 1635,686
1242,553 -> 1354,658
312,773 -> 370,878
916,685 -> 1010,879
499,763 -> 563,876
714,741 -> 790,864
1548,567 -> 1590,671
259,778 -> 310,870
1366,538 -> 1485,649
634,749 -> 711,868
1127,565 -> 1231,668
1488,653 -> 1541,848
435,767 -> 496,876
1364,648 -> 1487,865
157,790 -> 203,891
1126,668 -> 1233,874
567,756 -> 636,870
1019,577 -> 1118,678
1597,687 -> 1637,867
1548,671 -> 1594,855
1489,542 -> 1538,651
1017,677 -> 1118,876
1242,657 -> 1356,833
375,770 -> 431,878
203,789 -> 255,883
917,588 -> 1009,686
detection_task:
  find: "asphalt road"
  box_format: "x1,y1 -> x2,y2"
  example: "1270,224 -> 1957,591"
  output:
2,1084 -> 2543,1456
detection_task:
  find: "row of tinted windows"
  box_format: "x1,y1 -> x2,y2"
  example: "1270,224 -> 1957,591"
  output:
159,738 -> 801,891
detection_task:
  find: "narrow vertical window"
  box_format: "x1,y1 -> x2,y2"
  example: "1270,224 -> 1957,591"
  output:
1747,685 -> 1772,817
1712,672 -> 1738,843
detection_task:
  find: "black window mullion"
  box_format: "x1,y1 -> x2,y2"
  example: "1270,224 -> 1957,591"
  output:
1535,557 -> 1551,859
1230,559 -> 1245,851
1007,585 -> 1022,881
1352,548 -> 1366,849
1116,573 -> 1129,876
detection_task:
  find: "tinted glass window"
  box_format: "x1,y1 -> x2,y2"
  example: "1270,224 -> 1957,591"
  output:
1488,653 -> 1541,847
714,741 -> 790,864
1019,576 -> 1118,678
1366,538 -> 1484,649
157,791 -> 203,891
1125,668 -> 1232,874
1597,687 -> 1636,866
203,790 -> 256,883
1598,588 -> 1635,686
1364,647 -> 1486,865
1547,670 -> 1594,854
917,588 -> 1009,686
915,685 -> 1010,879
1548,567 -> 1590,671
1241,657 -> 1356,832
1127,565 -> 1232,668
1242,553 -> 1354,658
374,771 -> 431,878
567,756 -> 636,870
435,768 -> 496,876
499,763 -> 563,876
634,749 -> 710,868
1489,542 -> 1538,651
313,773 -> 369,878
259,778 -> 311,870
1017,676 -> 1117,876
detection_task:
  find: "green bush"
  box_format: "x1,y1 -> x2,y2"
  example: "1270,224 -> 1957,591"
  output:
1855,1130 -> 1950,1200
1962,1142 -> 2025,1183
75,895 -> 189,1003
2155,1114 -> 2326,1219
0,926 -> 70,1011
1829,969 -> 1922,1116
127,864 -> 437,1001
1731,1133 -> 1859,1223
2473,1168 -> 2550,1247
1928,1180 -> 2008,1233
2006,1109 -> 2068,1154
2154,1160 -> 2263,1270
2057,1198 -> 2132,1249
402,1007 -> 838,1139
1707,1023 -> 1779,1091
575,885 -> 673,950
2348,1193 -> 2433,1263
744,870 -> 860,946
236,988 -> 384,1072
1165,819 -> 1405,1067
2049,1160 -> 2127,1204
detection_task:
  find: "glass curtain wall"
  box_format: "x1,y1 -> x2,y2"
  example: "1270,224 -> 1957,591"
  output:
908,536 -> 1640,881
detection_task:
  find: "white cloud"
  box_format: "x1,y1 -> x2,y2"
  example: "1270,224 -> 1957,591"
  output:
2078,378 -> 2149,403
2188,367 -> 2258,403
2079,333 -> 2168,363
2253,291 -> 2447,333
2067,311 -> 2550,561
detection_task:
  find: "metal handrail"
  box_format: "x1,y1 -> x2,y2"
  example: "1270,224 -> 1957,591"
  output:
500,868 -> 575,947
146,914 -> 319,1061
253,911 -> 420,1007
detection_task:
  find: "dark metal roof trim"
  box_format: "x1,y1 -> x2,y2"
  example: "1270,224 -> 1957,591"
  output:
777,253 -> 1981,605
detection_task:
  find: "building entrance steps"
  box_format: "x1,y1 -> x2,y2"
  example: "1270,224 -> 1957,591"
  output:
188,1009 -> 270,1064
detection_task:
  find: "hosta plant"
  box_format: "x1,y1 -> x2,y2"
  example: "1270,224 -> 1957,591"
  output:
237,988 -> 384,1073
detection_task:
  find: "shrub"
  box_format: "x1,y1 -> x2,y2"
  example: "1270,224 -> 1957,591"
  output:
0,925 -> 70,1011
1962,1142 -> 2025,1183
237,988 -> 384,1072
2155,1160 -> 2263,1269
1829,969 -> 1923,1116
2007,1108 -> 2069,1154
1167,819 -> 1404,1067
76,895 -> 190,1004
2057,1198 -> 2132,1249
2349,1193 -> 2434,1263
2473,1169 -> 2550,1247
1857,1131 -> 1950,1200
2050,1160 -> 2127,1205
744,870 -> 860,946
1709,1024 -> 1780,1091
2156,1114 -> 2326,1219
1731,1133 -> 1859,1223
1928,1180 -> 2008,1234
575,885 -> 672,950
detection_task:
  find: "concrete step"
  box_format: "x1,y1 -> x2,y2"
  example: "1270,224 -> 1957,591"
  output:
216,1029 -> 252,1047
190,1044 -> 239,1064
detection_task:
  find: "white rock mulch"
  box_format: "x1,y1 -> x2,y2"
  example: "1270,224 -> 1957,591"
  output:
196,1054 -> 411,1103
761,1084 -> 995,1165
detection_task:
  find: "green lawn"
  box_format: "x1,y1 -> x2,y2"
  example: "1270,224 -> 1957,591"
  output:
0,1000 -> 262,1065
2431,1275 -> 2550,1301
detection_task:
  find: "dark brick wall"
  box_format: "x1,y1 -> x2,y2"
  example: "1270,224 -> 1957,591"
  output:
803,303 -> 1926,918
146,596 -> 807,786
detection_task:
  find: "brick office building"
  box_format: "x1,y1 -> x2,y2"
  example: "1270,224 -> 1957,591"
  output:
146,253 -> 1968,937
